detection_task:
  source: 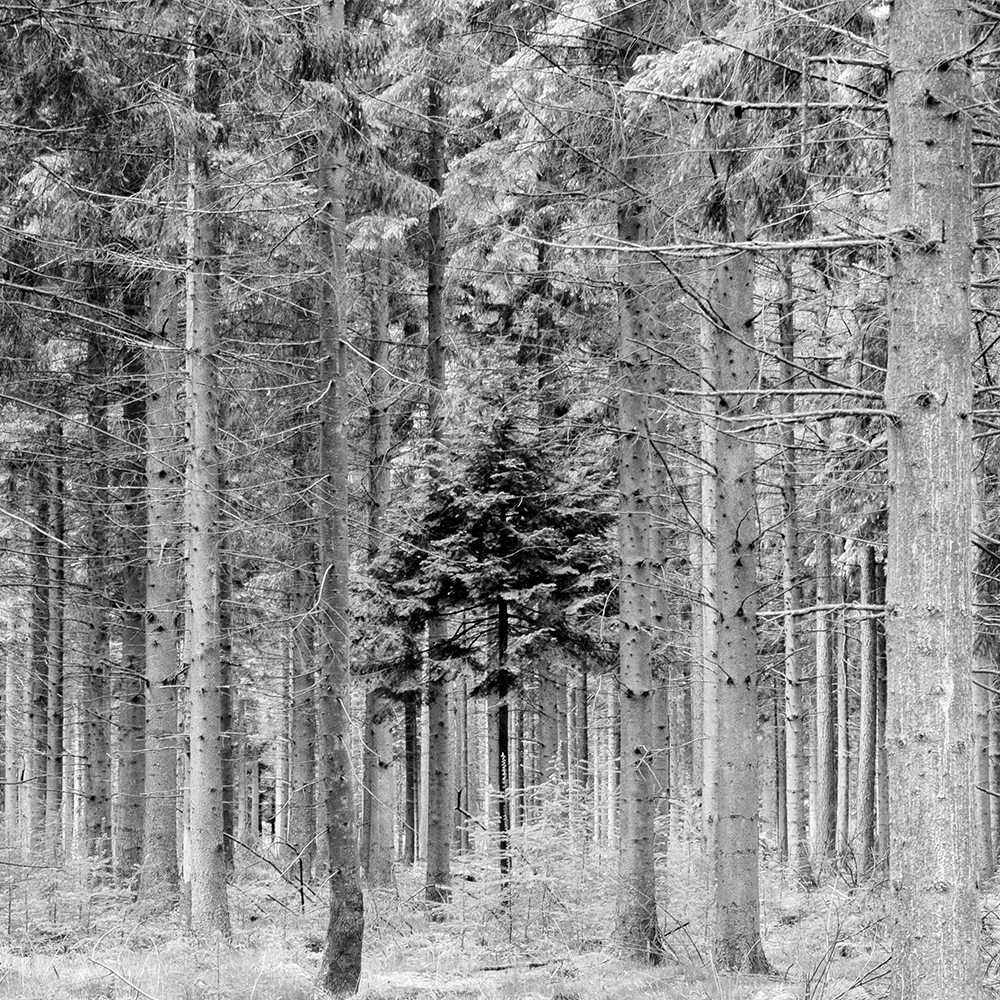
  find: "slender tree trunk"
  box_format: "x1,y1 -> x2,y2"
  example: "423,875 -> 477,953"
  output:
289,608 -> 316,880
835,592 -> 850,865
974,454 -> 995,878
117,332 -> 147,883
140,269 -> 181,903
536,658 -> 559,783
28,467 -> 49,849
813,468 -> 836,865
403,680 -> 419,866
706,227 -> 769,974
424,68 -> 452,909
497,601 -> 511,893
364,252 -> 395,887
875,562 -> 889,871
314,0 -> 364,989
699,311 -> 719,854
46,423 -> 65,857
453,677 -> 470,854
857,547 -> 878,878
185,10 -> 230,937
774,676 -> 787,859
84,329 -> 111,859
5,612 -> 19,845
777,269 -> 809,884
886,0 -> 979,992
615,186 -> 660,963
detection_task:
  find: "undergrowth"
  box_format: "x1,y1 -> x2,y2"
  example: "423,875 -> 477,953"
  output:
0,790 -> 902,1000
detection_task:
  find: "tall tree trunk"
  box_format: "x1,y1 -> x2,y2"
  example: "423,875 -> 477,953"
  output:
46,421 -> 65,857
875,562 -> 889,871
5,611 -> 19,845
424,68 -> 452,909
496,602 -> 511,893
289,605 -> 316,880
84,328 -> 112,859
314,0 -> 364,990
117,331 -> 147,883
140,269 -> 181,903
184,10 -> 230,937
835,592 -> 850,866
699,309 -> 719,854
403,679 -> 419,866
774,675 -> 787,859
453,677 -> 470,854
28,466 -> 49,849
614,186 -> 660,963
885,0 -> 979,993
857,547 -> 878,878
536,658 -> 559,783
813,464 -> 837,865
363,251 -> 395,887
778,269 -> 809,884
706,228 -> 769,974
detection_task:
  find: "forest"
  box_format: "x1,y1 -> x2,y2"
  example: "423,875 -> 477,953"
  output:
0,0 -> 993,998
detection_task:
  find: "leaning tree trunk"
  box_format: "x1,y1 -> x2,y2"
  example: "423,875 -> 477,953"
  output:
885,0 -> 979,995
184,10 -> 230,937
706,227 -> 769,975
314,0 -> 364,992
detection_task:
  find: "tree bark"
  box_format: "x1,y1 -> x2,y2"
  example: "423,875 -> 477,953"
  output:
28,466 -> 49,849
363,251 -> 395,887
184,9 -> 230,937
84,328 -> 112,859
778,267 -> 809,884
314,0 -> 364,990
45,422 -> 65,857
885,0 -> 979,993
857,547 -> 878,879
117,332 -> 147,883
614,189 -> 660,963
403,679 -> 419,866
140,269 -> 181,903
812,460 -> 837,865
706,228 -> 769,974
424,67 -> 452,909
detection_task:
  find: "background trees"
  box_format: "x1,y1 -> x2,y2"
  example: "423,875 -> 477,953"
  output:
0,0 -> 995,997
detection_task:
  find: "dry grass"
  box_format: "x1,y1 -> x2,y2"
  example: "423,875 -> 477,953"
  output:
0,825 -> 899,1000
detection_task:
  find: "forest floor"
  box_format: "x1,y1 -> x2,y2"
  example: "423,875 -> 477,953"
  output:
1,826 -> 996,1000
